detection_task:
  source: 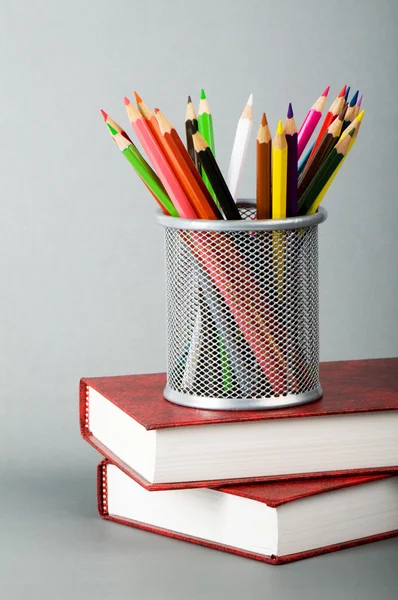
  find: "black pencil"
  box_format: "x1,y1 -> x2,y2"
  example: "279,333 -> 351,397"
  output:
192,128 -> 241,220
185,96 -> 201,173
298,104 -> 347,199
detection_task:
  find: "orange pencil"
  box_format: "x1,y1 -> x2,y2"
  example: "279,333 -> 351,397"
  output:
155,109 -> 220,220
307,85 -> 346,162
134,91 -> 167,149
124,97 -> 197,219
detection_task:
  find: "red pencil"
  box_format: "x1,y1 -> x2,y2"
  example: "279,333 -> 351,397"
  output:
307,85 -> 347,162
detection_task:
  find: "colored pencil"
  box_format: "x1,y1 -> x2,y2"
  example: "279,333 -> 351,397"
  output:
124,97 -> 198,219
340,108 -> 364,141
192,129 -> 242,220
105,123 -> 178,217
297,86 -> 330,158
344,86 -> 350,102
298,130 -> 354,216
101,109 -> 133,144
185,96 -> 201,172
155,109 -> 220,220
134,91 -> 165,146
307,85 -> 346,162
198,89 -> 218,203
298,104 -> 347,199
353,93 -> 363,119
155,107 -> 222,219
308,112 -> 364,215
256,113 -> 272,219
227,93 -> 253,200
342,90 -> 359,132
298,142 -> 315,177
284,103 -> 298,217
272,120 -> 288,219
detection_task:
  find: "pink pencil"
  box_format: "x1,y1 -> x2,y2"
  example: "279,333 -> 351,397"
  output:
297,86 -> 330,158
124,97 -> 198,219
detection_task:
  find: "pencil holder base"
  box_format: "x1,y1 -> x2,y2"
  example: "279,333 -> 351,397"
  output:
163,385 -> 323,411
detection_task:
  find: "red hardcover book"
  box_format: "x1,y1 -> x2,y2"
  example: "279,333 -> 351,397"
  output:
81,358 -> 398,490
98,460 -> 398,565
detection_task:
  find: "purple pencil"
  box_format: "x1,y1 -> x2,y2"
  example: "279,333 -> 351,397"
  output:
284,103 -> 298,217
298,86 -> 329,158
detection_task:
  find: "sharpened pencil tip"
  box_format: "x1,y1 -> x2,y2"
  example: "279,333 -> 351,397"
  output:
261,113 -> 267,126
123,96 -> 131,106
357,109 -> 365,122
277,120 -> 284,134
287,102 -> 294,118
344,86 -> 350,101
100,109 -> 108,121
322,86 -> 330,97
200,89 -> 206,100
107,123 -> 117,135
134,91 -> 142,104
338,85 -> 347,98
339,104 -> 348,121
247,93 -> 253,106
350,90 -> 359,107
358,94 -> 363,107
188,95 -> 192,103
154,108 -> 160,113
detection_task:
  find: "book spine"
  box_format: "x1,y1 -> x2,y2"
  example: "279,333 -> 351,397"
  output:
79,379 -> 90,438
97,460 -> 109,516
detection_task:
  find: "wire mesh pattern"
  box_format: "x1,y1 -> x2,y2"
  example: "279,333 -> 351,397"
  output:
162,207 -> 321,408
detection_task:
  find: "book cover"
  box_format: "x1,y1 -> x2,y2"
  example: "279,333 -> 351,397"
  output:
81,358 -> 398,490
97,460 -> 398,565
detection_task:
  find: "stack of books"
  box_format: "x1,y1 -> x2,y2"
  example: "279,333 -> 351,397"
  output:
80,358 -> 398,565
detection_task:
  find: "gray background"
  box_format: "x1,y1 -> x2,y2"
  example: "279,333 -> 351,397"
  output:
0,0 -> 397,598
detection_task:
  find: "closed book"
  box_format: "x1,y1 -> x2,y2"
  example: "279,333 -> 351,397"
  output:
80,358 -> 398,490
98,460 -> 398,565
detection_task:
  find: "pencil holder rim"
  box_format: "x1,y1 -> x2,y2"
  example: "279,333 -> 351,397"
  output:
156,206 -> 327,232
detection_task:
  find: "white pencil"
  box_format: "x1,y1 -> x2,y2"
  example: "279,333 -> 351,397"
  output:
227,93 -> 253,200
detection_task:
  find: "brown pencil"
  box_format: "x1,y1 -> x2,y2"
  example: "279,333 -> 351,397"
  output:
256,113 -> 272,219
298,104 -> 347,199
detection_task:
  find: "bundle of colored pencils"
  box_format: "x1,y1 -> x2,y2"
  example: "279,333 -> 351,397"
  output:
101,85 -> 363,220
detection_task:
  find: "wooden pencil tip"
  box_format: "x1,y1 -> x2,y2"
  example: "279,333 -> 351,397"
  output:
154,108 -> 160,113
134,91 -> 142,104
247,93 -> 253,106
277,120 -> 284,134
358,94 -> 363,107
357,109 -> 365,123
261,113 -> 267,126
322,85 -> 330,97
350,90 -> 359,107
287,102 -> 293,118
107,123 -> 117,135
338,85 -> 347,98
188,95 -> 192,103
123,96 -> 131,106
100,109 -> 108,121
339,104 -> 348,121
200,88 -> 206,100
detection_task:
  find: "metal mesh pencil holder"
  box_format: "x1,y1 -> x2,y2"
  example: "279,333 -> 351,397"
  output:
156,202 -> 327,410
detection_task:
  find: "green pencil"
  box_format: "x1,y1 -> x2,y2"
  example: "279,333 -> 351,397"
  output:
198,89 -> 219,206
106,123 -> 178,217
298,130 -> 354,216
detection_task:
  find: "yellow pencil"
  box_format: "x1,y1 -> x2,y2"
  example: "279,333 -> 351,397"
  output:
307,111 -> 364,214
272,120 -> 288,219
